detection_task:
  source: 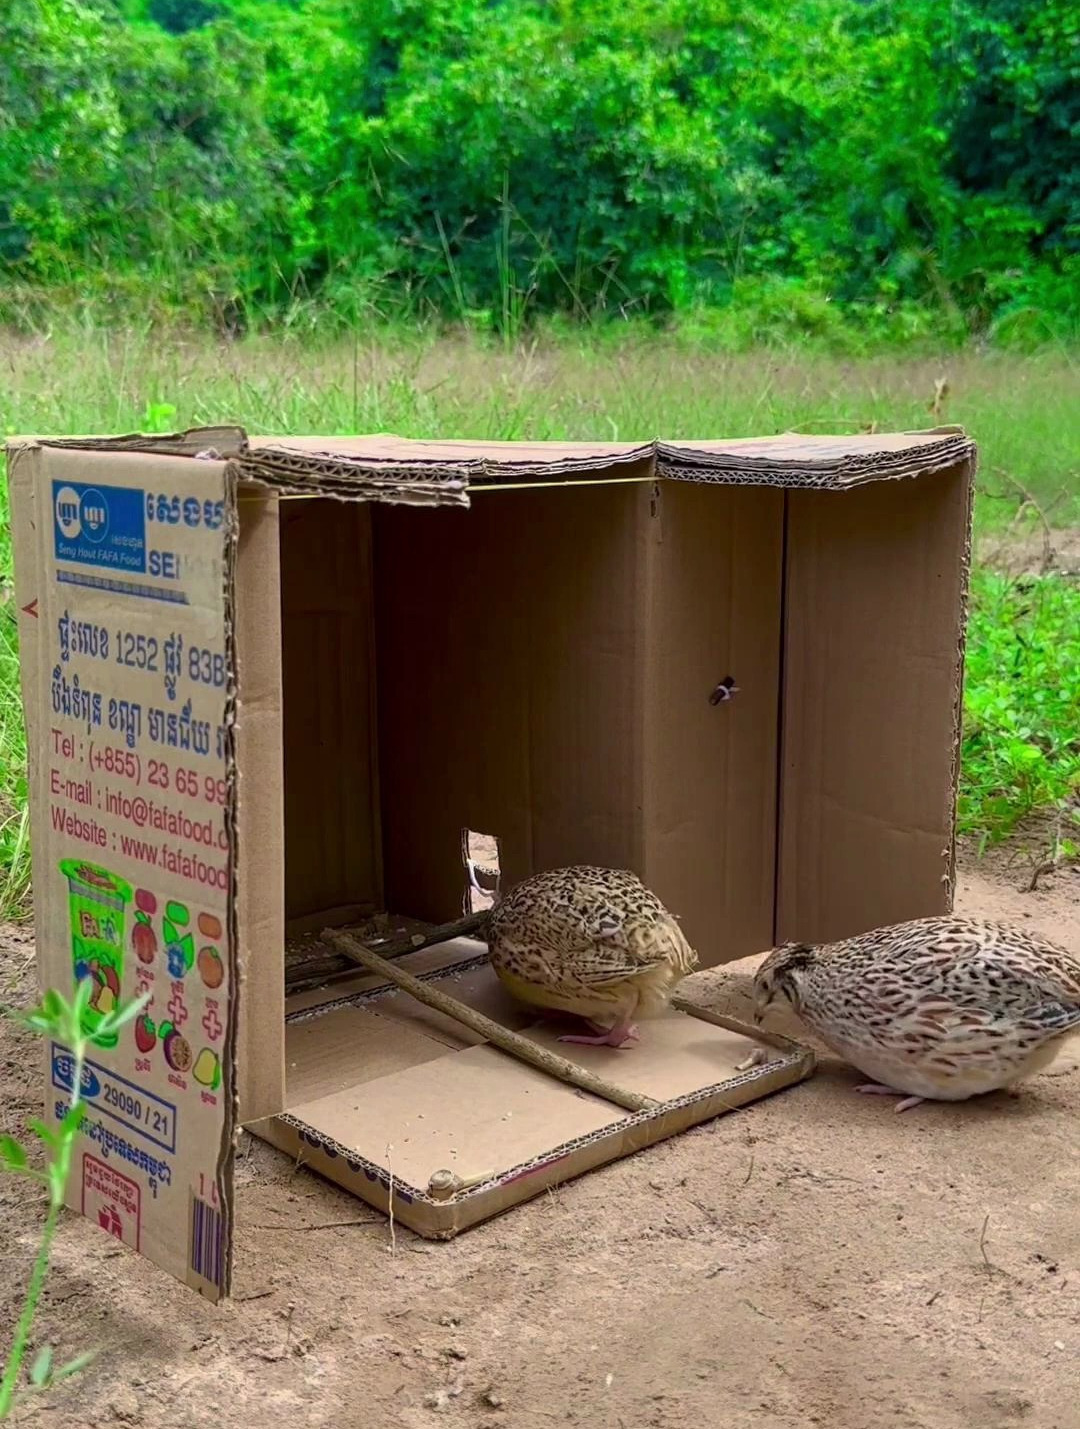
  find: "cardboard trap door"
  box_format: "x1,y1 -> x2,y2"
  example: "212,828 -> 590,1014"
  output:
261,940 -> 814,1239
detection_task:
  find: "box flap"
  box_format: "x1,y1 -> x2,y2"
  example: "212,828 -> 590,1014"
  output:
233,492 -> 285,1123
9,427 -> 247,458
248,434 -> 653,473
284,1005 -> 465,1104
6,444 -> 240,1300
13,427 -> 976,506
248,429 -> 974,495
240,435 -> 653,504
280,963 -> 793,1200
657,428 -> 975,488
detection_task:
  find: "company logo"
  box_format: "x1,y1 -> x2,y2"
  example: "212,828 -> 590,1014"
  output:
79,489 -> 110,544
55,485 -> 82,539
52,480 -> 147,574
54,485 -> 111,544
51,1050 -> 102,1100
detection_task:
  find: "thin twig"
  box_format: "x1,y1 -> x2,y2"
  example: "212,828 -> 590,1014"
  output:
1026,855 -> 1061,893
252,1219 -> 382,1232
1024,807 -> 1070,892
990,465 -> 1056,573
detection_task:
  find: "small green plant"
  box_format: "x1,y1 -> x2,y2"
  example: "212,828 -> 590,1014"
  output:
0,982 -> 148,1419
141,399 -> 178,434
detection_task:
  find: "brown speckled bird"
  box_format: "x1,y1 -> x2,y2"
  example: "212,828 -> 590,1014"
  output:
488,866 -> 698,1047
753,917 -> 1080,1111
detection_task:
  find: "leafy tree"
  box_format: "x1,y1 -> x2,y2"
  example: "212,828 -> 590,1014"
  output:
0,0 -> 1074,337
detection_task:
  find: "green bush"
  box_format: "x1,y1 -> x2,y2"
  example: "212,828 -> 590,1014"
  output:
961,568 -> 1080,848
0,0 -> 1075,337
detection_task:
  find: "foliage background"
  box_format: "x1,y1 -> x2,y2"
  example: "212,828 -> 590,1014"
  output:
1,0 -> 1076,344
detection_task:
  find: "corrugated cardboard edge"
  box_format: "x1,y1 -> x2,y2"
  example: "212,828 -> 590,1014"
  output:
238,449 -> 470,507
6,445 -> 47,950
8,428 -> 248,458
943,450 -> 978,910
231,487 -> 286,1124
9,427 -> 977,501
656,429 -> 976,490
218,461 -> 242,1298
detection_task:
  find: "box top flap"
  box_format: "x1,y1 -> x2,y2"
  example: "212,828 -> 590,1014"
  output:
9,427 -> 975,502
656,428 -> 974,486
248,433 -> 654,471
7,427 -> 247,458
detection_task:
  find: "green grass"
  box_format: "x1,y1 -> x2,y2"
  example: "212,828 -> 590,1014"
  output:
1,328 -> 1078,917
0,482 -> 27,920
961,568 -> 1080,852
1,327 -> 1076,518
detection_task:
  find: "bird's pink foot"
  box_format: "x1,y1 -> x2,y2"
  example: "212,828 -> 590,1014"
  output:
559,1022 -> 639,1048
855,1082 -> 925,1113
582,1018 -> 640,1040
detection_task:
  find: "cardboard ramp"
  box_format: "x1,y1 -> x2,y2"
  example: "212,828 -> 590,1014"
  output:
6,425 -> 974,1298
260,938 -> 813,1238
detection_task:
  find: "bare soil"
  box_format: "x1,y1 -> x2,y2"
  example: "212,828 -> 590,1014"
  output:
977,524 -> 1080,579
2,856 -> 1079,1429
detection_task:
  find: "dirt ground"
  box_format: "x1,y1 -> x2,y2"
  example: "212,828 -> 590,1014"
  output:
1,856 -> 1078,1429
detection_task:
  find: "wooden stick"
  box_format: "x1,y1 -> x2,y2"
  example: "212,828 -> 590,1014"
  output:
286,912 -> 492,993
322,928 -> 658,1114
670,997 -> 816,1066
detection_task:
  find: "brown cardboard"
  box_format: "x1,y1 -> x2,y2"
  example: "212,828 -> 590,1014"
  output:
233,491 -> 285,1124
642,481 -> 784,960
260,943 -> 813,1239
777,463 -> 976,942
6,425 -> 974,1295
280,499 -> 381,925
8,443 -> 238,1300
373,479 -> 653,921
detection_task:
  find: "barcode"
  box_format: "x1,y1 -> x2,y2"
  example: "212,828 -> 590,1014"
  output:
189,1194 -> 224,1291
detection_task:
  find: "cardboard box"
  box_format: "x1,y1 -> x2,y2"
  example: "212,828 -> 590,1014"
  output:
6,425 -> 974,1299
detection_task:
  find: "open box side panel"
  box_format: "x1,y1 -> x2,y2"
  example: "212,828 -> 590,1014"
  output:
7,444 -> 239,1300
642,481 -> 785,965
775,457 -> 975,943
279,499 -> 382,927
372,479 -> 654,922
234,491 -> 285,1122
